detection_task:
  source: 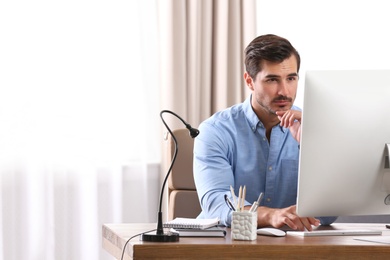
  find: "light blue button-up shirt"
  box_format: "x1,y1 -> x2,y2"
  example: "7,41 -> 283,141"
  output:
193,95 -> 336,226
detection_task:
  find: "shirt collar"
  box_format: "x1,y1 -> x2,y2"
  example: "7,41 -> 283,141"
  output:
243,95 -> 262,133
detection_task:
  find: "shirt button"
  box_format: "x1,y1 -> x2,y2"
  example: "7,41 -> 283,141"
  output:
266,198 -> 271,202
268,166 -> 272,171
263,137 -> 266,141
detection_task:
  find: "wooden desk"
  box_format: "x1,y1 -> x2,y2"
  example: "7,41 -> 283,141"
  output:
103,223 -> 390,259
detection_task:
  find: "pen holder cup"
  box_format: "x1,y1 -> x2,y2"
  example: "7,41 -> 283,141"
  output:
231,211 -> 257,241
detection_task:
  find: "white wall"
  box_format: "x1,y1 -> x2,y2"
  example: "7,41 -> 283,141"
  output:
256,0 -> 390,108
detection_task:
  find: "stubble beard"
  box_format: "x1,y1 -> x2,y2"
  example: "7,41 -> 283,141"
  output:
256,95 -> 293,116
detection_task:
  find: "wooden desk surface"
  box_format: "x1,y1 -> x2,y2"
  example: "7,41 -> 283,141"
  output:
103,223 -> 390,259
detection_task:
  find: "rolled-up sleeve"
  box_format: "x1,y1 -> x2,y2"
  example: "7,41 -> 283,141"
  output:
193,121 -> 235,226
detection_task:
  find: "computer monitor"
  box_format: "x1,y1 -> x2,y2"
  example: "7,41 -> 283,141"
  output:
296,70 -> 390,218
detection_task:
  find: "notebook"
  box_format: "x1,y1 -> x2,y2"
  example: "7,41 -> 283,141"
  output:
170,227 -> 226,237
287,229 -> 382,237
163,217 -> 219,229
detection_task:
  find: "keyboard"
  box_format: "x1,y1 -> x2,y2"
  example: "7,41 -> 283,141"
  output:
286,229 -> 382,237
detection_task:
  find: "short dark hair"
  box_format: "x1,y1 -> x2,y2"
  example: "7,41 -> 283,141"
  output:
244,34 -> 301,79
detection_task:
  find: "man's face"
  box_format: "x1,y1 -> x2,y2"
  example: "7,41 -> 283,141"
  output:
245,55 -> 299,116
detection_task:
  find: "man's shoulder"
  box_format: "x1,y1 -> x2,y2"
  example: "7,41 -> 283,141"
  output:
202,103 -> 246,127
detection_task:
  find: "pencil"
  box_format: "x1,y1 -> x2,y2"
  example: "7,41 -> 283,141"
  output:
241,185 -> 246,212
230,185 -> 237,208
238,186 -> 242,211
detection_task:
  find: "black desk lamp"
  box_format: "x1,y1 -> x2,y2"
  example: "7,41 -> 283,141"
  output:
141,110 -> 199,242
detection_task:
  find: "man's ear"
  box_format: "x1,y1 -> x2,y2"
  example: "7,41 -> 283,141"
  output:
244,72 -> 254,91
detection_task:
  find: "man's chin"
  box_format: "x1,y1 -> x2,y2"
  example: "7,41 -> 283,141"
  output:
272,107 -> 289,114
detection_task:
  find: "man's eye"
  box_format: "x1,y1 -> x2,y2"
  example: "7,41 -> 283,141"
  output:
266,78 -> 278,82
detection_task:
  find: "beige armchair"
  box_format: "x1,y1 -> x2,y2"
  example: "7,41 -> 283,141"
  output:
167,128 -> 202,220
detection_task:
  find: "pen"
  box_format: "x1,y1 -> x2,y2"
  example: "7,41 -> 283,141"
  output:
256,192 -> 264,206
249,192 -> 264,212
224,194 -> 236,211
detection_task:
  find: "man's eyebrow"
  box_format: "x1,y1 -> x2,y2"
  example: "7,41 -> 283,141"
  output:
288,73 -> 299,77
265,73 -> 298,78
265,74 -> 281,79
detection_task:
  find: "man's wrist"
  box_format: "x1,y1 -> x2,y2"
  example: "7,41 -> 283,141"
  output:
256,206 -> 274,228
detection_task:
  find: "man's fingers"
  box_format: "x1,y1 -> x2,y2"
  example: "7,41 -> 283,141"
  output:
276,110 -> 301,128
300,218 -> 313,231
283,216 -> 298,230
284,213 -> 320,231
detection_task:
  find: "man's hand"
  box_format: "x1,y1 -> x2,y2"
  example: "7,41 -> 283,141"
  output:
257,205 -> 320,231
275,110 -> 301,143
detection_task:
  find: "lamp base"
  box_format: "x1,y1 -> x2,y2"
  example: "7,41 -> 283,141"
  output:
140,230 -> 179,242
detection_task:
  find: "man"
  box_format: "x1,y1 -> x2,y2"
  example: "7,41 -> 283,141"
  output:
193,34 -> 336,231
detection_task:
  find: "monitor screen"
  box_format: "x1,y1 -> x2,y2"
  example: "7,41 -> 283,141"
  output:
296,70 -> 390,218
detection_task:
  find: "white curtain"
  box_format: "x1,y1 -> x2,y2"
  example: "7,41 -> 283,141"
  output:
158,0 -> 256,220
0,1 -> 160,259
158,0 -> 256,128
157,0 -> 256,221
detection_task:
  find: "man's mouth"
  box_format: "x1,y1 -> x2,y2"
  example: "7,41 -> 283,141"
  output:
273,97 -> 292,107
274,100 -> 290,106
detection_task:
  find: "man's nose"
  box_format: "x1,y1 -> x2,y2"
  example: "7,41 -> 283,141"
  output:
277,80 -> 289,95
